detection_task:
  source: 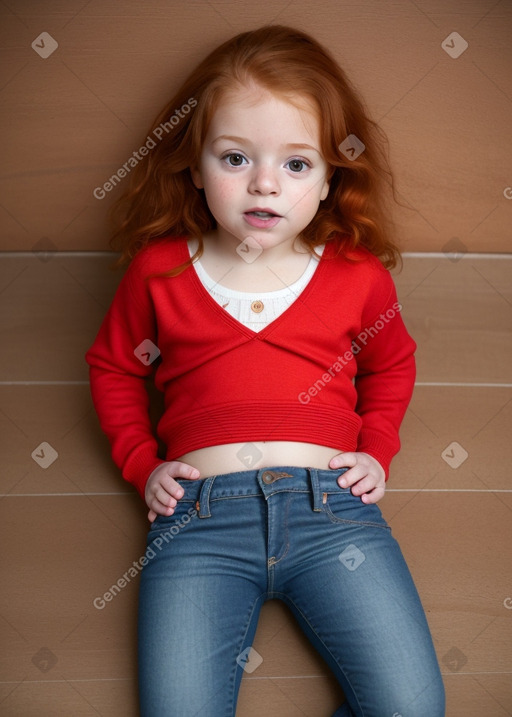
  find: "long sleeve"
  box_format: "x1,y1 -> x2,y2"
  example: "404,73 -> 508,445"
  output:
353,272 -> 416,479
85,253 -> 166,499
85,237 -> 416,496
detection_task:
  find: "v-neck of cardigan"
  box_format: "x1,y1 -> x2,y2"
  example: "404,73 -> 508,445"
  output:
181,237 -> 333,339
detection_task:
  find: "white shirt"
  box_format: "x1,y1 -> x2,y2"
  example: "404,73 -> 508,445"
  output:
187,239 -> 325,332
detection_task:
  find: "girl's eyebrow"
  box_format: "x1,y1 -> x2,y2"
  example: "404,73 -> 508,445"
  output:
212,135 -> 320,153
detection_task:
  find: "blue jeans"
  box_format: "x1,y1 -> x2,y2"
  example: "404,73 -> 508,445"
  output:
138,466 -> 445,716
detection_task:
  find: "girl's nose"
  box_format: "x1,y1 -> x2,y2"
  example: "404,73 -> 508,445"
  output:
247,165 -> 280,195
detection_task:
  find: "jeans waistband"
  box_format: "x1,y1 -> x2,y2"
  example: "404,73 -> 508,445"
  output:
175,465 -> 349,519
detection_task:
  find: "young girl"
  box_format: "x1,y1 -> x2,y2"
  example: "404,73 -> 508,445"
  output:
86,25 -> 445,717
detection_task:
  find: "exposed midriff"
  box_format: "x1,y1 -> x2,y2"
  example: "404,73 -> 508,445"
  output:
174,440 -> 343,478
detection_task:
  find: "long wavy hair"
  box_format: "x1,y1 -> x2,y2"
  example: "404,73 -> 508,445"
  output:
108,24 -> 403,274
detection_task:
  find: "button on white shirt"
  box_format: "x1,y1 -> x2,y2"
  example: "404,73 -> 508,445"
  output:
188,239 -> 325,332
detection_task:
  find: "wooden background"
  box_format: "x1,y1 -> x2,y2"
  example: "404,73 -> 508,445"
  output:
1,0 -> 511,254
1,3 -> 511,716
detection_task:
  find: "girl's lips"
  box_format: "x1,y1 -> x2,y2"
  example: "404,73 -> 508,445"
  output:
243,212 -> 282,229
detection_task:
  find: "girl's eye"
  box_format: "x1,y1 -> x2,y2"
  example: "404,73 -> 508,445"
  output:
222,153 -> 247,167
287,158 -> 310,173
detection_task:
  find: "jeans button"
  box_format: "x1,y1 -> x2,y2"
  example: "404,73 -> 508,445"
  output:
261,470 -> 293,484
262,470 -> 275,484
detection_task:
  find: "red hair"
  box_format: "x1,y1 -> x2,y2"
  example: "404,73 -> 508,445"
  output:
108,24 -> 403,273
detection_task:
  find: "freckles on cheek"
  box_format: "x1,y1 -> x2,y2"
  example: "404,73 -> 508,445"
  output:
213,177 -> 237,203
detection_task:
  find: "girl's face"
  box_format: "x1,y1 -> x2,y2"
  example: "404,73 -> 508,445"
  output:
191,82 -> 330,255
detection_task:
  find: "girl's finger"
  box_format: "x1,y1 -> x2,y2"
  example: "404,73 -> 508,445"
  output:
360,484 -> 386,504
350,475 -> 380,496
155,487 -> 177,508
164,461 -> 201,481
337,464 -> 366,488
329,452 -> 358,469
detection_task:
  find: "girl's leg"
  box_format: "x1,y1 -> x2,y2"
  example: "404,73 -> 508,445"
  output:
137,488 -> 267,717
272,473 -> 445,717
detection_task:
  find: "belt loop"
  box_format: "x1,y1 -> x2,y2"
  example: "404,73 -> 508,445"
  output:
197,475 -> 216,518
308,468 -> 322,512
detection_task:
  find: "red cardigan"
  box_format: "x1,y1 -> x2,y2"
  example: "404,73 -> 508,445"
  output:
85,236 -> 416,498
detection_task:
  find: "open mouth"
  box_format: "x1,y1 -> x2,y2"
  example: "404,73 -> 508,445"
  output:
243,210 -> 282,229
245,210 -> 280,218
243,208 -> 282,229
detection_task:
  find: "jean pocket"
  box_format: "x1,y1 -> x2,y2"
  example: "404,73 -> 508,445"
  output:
147,498 -> 198,542
323,488 -> 390,530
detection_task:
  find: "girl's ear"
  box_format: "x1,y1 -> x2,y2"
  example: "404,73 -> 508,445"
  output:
190,165 -> 203,189
320,165 -> 335,200
320,177 -> 330,201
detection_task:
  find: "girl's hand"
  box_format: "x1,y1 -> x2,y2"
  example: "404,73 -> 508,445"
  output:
145,461 -> 201,522
328,452 -> 386,504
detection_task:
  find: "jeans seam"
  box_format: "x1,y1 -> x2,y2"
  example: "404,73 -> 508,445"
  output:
230,593 -> 267,715
209,492 -> 262,501
323,507 -> 391,530
268,494 -> 291,568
